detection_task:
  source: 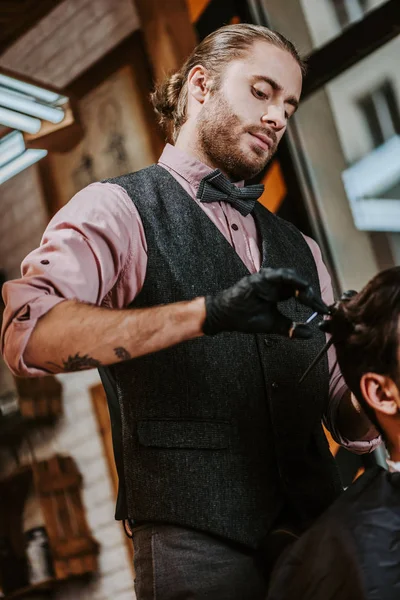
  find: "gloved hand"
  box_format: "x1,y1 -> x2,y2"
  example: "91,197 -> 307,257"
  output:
203,267 -> 329,338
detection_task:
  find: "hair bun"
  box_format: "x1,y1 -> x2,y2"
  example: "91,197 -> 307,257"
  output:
150,72 -> 185,130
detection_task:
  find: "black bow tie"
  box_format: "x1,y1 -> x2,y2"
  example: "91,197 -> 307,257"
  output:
197,169 -> 264,216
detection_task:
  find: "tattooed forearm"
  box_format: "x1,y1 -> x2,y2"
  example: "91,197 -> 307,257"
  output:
46,348 -> 131,372
114,347 -> 132,361
25,296 -> 206,374
46,353 -> 102,372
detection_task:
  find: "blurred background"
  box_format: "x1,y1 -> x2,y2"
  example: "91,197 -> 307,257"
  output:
0,1 -> 399,598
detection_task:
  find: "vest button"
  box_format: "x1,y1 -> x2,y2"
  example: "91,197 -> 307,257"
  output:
264,339 -> 272,347
271,382 -> 279,389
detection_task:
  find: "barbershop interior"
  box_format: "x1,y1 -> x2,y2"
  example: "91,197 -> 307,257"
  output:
0,1 -> 399,599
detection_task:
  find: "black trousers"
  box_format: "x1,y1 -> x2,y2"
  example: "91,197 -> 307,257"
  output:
130,517 -> 299,600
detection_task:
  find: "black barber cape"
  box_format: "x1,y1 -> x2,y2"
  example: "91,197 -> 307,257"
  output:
268,466 -> 400,600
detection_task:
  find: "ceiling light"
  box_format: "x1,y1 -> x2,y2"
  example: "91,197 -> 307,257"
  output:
0,74 -> 66,105
0,131 -> 26,168
0,148 -> 47,185
0,70 -> 81,166
0,89 -> 65,123
0,106 -> 41,134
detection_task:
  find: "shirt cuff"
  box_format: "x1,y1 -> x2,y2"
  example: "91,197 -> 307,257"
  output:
325,383 -> 382,455
2,296 -> 66,377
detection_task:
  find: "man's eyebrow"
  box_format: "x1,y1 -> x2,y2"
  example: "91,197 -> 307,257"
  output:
252,75 -> 300,112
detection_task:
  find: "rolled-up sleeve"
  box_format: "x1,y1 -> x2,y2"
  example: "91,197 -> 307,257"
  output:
303,234 -> 381,454
1,182 -> 147,377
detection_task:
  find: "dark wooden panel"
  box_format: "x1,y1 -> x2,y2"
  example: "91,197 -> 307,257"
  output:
0,0 -> 65,54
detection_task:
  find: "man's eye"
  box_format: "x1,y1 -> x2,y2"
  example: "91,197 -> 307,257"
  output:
252,87 -> 268,99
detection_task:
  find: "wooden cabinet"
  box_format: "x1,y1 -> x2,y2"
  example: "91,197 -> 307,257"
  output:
33,455 -> 99,579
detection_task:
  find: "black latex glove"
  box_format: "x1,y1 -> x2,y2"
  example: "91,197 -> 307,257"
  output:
203,267 -> 329,338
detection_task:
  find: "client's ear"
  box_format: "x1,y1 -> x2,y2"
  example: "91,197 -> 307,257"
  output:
360,373 -> 400,416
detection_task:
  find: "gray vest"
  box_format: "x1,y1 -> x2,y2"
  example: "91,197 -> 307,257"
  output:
100,165 -> 342,548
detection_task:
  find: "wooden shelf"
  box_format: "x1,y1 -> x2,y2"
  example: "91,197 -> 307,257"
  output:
0,413 -> 59,447
0,413 -> 27,445
5,579 -> 54,599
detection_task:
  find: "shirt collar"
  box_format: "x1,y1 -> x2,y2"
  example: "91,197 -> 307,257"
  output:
158,143 -> 245,193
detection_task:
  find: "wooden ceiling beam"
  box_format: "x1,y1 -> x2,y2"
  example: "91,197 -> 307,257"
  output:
134,0 -> 197,83
0,0 -> 65,55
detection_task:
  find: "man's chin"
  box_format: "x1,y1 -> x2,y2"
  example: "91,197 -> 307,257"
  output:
209,145 -> 271,181
244,141 -> 273,163
239,155 -> 271,180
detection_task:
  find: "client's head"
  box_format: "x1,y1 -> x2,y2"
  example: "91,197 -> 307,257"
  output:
329,267 -> 400,450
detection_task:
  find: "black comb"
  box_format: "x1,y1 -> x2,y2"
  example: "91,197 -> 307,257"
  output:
298,290 -> 358,384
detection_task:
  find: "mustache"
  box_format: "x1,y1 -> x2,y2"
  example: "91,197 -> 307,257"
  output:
247,127 -> 278,148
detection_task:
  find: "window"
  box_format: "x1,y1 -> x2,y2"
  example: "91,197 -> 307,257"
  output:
359,81 -> 400,148
332,0 -> 368,28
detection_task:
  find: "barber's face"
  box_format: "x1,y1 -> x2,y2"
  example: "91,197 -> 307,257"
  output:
197,41 -> 302,181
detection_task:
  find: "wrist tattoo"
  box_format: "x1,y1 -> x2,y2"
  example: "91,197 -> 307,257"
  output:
47,353 -> 102,372
114,347 -> 132,361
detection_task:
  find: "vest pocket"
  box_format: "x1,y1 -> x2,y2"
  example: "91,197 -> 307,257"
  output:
137,419 -> 230,449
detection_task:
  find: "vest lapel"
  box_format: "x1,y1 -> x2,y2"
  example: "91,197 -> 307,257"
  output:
253,204 -> 298,270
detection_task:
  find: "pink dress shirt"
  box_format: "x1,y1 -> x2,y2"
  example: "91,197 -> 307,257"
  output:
1,143 -> 379,453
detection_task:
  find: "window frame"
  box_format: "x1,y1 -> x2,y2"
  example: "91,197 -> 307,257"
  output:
358,80 -> 400,148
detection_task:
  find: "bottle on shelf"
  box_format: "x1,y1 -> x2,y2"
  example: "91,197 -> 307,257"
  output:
24,527 -> 54,585
22,483 -> 54,585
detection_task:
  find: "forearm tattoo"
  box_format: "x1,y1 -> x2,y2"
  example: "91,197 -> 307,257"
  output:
46,347 -> 132,373
47,353 -> 102,372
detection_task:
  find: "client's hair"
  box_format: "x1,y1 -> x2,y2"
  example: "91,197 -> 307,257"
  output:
329,267 -> 400,434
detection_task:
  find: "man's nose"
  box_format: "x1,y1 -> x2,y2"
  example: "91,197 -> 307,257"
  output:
261,106 -> 286,131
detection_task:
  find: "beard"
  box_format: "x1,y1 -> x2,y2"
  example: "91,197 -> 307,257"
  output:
197,91 -> 278,181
